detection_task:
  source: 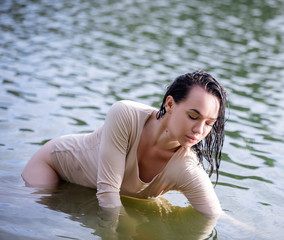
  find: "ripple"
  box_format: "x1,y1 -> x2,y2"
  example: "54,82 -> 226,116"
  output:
219,171 -> 273,184
251,153 -> 276,167
19,129 -> 34,132
222,153 -> 259,170
217,182 -> 249,190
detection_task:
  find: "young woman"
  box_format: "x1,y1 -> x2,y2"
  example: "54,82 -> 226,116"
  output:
22,70 -> 227,216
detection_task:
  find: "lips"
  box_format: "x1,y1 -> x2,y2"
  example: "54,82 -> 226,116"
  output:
186,135 -> 198,143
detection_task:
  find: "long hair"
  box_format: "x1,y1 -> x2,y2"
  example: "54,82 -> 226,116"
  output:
156,70 -> 227,184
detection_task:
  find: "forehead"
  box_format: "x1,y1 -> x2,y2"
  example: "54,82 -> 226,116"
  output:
181,86 -> 220,118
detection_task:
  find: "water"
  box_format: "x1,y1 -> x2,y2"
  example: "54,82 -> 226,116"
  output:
1,0 -> 284,239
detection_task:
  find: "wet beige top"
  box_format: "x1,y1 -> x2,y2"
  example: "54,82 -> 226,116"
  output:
51,100 -> 221,216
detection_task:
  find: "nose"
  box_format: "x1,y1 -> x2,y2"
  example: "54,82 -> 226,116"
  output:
192,121 -> 204,136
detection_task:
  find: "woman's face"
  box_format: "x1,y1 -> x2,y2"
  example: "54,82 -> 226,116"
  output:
165,85 -> 220,148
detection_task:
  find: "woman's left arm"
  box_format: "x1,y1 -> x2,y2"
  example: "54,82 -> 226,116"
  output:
178,164 -> 222,217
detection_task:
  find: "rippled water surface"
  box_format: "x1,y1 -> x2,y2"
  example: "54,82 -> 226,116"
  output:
1,0 -> 284,239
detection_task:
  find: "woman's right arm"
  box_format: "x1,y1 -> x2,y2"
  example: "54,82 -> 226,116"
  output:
96,101 -> 131,208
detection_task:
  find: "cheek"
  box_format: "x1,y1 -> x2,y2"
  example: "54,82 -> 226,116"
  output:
203,127 -> 213,137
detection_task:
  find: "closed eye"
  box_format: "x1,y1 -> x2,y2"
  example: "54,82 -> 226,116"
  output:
206,121 -> 216,127
188,114 -> 198,120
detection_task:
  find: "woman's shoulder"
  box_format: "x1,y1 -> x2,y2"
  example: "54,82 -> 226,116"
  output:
177,148 -> 200,168
109,100 -> 156,115
113,100 -> 155,110
164,148 -> 203,180
173,148 -> 207,179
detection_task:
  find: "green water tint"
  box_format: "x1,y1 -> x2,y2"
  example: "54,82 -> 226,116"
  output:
1,0 -> 284,239
31,183 -> 217,240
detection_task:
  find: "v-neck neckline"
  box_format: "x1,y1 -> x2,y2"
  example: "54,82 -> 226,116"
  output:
134,110 -> 184,185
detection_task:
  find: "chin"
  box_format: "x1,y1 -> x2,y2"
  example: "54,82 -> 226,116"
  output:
180,140 -> 201,149
180,141 -> 193,148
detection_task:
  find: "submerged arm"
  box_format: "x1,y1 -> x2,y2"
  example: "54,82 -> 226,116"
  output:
96,102 -> 131,208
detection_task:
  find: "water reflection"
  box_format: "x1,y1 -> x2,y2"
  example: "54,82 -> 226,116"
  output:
36,183 -> 218,240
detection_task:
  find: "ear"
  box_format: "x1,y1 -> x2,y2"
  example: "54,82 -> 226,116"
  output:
165,96 -> 175,114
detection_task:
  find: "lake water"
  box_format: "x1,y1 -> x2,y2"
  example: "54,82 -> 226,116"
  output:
1,0 -> 284,239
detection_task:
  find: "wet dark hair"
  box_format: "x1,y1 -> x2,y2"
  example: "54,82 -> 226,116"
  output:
156,70 -> 227,184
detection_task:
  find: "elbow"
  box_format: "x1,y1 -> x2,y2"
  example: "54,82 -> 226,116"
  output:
198,204 -> 222,218
205,209 -> 222,218
191,198 -> 222,218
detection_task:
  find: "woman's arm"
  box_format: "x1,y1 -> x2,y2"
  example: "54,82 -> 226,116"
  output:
96,101 -> 131,208
178,164 -> 222,217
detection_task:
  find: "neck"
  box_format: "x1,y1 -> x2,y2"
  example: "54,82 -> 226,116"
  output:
146,113 -> 180,151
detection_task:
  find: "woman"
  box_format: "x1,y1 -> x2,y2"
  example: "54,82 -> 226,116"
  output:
22,70 -> 227,216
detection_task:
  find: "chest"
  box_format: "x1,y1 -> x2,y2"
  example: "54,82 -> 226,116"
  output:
137,143 -> 175,183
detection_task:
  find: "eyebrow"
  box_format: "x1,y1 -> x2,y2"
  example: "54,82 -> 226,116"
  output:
189,109 -> 218,120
